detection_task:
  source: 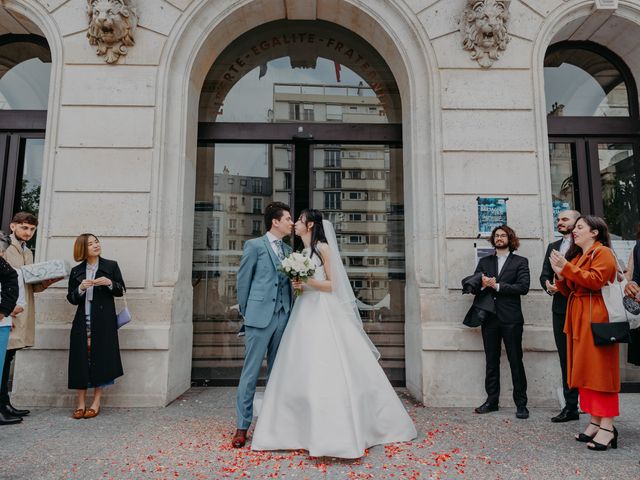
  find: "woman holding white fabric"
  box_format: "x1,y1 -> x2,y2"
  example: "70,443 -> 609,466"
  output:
250,209 -> 416,458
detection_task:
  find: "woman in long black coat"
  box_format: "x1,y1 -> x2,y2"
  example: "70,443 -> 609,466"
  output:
67,233 -> 125,419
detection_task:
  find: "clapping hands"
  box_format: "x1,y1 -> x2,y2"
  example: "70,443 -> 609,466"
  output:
482,274 -> 496,289
549,249 -> 567,277
545,279 -> 558,294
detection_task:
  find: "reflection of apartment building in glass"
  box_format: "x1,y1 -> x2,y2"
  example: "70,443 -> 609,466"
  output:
271,83 -> 402,316
193,172 -> 273,322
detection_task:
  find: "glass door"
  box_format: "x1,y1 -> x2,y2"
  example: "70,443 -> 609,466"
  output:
589,141 -> 640,385
191,140 -> 406,385
548,141 -> 583,235
548,138 -> 640,385
191,143 -> 281,383
309,143 -> 405,383
548,139 -> 640,238
1,133 -> 45,240
588,141 -> 639,240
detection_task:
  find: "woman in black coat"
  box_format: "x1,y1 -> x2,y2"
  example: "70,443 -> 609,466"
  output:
67,233 -> 125,419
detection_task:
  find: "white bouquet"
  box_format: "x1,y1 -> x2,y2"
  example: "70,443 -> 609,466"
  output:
279,252 -> 316,297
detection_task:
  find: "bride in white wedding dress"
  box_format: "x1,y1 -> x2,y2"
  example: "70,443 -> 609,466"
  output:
250,209 -> 416,459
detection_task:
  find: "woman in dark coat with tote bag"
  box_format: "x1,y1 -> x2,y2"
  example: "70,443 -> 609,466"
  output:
67,233 -> 125,419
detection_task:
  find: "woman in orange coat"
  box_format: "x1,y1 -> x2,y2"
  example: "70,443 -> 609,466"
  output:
550,215 -> 619,451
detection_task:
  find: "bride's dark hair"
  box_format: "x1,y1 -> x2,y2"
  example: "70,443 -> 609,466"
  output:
300,209 -> 327,264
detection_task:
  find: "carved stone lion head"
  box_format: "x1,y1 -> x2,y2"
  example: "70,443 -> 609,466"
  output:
87,0 -> 138,64
462,0 -> 511,68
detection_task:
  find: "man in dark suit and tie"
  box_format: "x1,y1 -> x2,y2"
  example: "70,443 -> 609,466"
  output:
540,210 -> 580,423
473,225 -> 531,419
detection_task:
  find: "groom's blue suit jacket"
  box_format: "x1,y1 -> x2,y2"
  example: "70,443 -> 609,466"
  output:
236,234 -> 293,328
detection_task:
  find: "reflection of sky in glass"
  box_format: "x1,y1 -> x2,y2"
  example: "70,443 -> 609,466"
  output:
214,57 -> 369,176
23,139 -> 44,187
544,63 -> 626,116
214,144 -> 270,177
0,58 -> 50,110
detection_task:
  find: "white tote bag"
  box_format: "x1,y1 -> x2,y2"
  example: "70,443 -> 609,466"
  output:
602,277 -> 640,329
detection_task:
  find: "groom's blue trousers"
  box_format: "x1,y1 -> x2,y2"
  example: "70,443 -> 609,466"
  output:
236,307 -> 289,429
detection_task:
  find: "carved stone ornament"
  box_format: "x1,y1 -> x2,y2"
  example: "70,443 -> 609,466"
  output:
87,0 -> 138,64
462,0 -> 511,68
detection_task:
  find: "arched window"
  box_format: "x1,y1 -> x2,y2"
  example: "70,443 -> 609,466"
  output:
545,43 -> 636,117
192,20 -> 406,386
545,41 -> 640,243
0,34 -> 50,232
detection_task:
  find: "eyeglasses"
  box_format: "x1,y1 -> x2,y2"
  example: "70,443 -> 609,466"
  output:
494,234 -> 508,239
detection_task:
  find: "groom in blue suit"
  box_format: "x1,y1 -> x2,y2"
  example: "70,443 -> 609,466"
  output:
232,202 -> 294,448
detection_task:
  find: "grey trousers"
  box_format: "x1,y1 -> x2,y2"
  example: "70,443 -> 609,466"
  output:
236,308 -> 289,429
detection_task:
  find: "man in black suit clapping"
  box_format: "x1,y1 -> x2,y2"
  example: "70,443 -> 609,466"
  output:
473,225 -> 531,419
540,210 -> 580,423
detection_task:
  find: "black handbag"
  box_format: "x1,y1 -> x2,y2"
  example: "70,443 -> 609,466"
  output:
591,321 -> 631,346
590,293 -> 631,346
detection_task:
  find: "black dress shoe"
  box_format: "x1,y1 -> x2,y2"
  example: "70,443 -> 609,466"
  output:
516,406 -> 529,419
0,408 -> 22,425
551,407 -> 579,423
474,402 -> 499,414
3,402 -> 30,417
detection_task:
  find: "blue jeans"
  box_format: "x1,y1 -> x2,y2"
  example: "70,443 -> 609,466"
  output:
0,326 -> 10,381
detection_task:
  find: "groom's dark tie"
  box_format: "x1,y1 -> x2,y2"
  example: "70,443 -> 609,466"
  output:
275,239 -> 285,260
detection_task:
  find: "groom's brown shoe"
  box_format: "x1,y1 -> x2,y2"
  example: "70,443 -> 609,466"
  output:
232,429 -> 248,448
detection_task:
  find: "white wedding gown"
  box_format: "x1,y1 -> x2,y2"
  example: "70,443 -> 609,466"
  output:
251,249 -> 417,458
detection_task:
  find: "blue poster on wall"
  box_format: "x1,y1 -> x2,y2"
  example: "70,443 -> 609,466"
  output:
477,197 -> 508,236
552,199 -> 571,237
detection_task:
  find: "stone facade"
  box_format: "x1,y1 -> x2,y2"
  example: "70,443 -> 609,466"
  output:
4,0 -> 640,407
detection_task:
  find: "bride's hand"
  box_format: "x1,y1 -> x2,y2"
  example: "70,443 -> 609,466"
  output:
292,279 -> 304,290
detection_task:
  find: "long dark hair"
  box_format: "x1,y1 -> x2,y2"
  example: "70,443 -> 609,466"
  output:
300,209 -> 327,264
566,215 -> 611,261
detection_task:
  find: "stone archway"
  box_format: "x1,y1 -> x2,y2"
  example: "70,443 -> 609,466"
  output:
155,0 -> 439,402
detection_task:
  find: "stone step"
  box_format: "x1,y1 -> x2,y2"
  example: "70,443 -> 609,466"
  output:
192,344 -> 405,360
192,332 -> 405,346
192,358 -> 405,370
193,321 -> 244,334
192,319 -> 405,334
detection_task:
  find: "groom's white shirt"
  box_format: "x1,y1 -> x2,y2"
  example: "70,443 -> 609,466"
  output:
265,231 -> 283,260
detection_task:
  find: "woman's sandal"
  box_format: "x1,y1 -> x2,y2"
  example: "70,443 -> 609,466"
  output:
587,426 -> 618,451
83,408 -> 100,419
575,422 -> 600,442
72,408 -> 85,420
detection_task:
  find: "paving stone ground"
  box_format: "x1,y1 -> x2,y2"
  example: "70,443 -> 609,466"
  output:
0,387 -> 638,480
